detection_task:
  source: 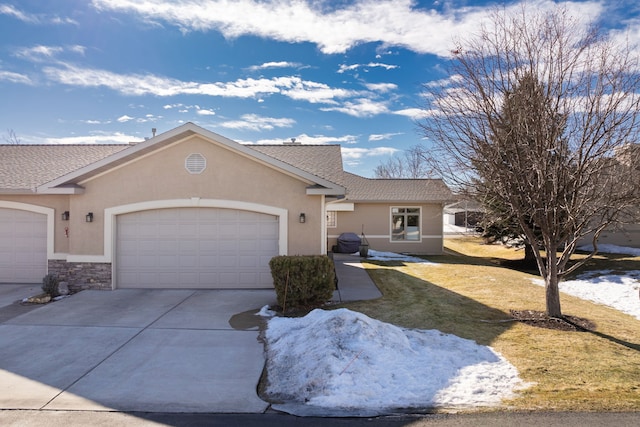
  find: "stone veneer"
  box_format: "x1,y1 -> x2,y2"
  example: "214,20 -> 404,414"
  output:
47,260 -> 112,291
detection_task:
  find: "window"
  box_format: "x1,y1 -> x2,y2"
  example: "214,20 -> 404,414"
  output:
391,207 -> 420,241
326,211 -> 337,228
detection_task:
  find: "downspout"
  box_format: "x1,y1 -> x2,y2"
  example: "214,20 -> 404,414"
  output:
320,195 -> 327,254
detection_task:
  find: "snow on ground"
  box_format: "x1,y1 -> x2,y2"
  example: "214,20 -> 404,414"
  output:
578,243 -> 640,257
364,249 -> 438,265
263,308 -> 529,412
532,244 -> 640,320
259,245 -> 639,414
532,271 -> 640,320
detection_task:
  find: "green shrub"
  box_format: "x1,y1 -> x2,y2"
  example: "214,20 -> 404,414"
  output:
41,274 -> 60,297
269,255 -> 336,311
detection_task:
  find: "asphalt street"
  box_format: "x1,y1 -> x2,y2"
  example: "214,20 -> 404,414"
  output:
0,410 -> 639,426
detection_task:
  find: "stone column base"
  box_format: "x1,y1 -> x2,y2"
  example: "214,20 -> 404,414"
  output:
47,260 -> 112,292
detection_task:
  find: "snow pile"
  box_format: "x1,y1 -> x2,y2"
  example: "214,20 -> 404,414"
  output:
264,308 -> 528,412
532,271 -> 640,320
256,304 -> 277,317
578,243 -> 640,257
364,249 -> 438,265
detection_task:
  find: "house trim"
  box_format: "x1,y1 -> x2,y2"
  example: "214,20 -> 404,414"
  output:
66,198 -> 289,266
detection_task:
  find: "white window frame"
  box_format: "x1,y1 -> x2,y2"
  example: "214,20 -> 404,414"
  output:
390,206 -> 421,242
326,210 -> 337,228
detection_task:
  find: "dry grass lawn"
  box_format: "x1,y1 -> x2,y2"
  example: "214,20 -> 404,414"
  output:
344,237 -> 640,411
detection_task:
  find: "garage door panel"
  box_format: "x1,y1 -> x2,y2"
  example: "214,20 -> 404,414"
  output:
116,207 -> 278,289
0,209 -> 47,284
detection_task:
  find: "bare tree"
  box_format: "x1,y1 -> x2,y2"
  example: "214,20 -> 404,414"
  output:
3,129 -> 21,144
420,5 -> 640,317
374,145 -> 432,178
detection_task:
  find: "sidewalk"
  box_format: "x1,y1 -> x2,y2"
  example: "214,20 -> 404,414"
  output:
331,253 -> 383,303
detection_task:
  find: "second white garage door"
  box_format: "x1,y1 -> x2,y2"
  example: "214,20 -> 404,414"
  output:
0,208 -> 47,284
116,207 -> 279,289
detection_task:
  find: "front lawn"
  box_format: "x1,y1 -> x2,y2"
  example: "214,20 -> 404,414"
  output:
344,237 -> 640,411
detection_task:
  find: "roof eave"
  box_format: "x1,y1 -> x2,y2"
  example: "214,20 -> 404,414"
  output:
345,197 -> 453,204
0,188 -> 36,194
37,184 -> 85,195
306,185 -> 346,196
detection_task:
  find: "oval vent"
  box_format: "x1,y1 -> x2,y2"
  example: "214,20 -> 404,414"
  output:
185,153 -> 206,174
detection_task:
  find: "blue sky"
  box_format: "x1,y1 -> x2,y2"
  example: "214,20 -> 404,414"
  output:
1,0 -> 638,177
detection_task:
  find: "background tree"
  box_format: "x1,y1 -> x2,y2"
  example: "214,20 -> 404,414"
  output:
373,144 -> 431,178
420,5 -> 640,318
3,129 -> 21,144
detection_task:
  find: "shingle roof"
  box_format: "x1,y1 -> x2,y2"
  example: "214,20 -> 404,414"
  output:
0,144 -> 129,192
0,136 -> 453,204
343,172 -> 453,202
249,144 -> 345,186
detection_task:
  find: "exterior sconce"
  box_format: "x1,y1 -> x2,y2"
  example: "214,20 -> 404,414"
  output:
86,212 -> 94,223
299,213 -> 306,223
61,211 -> 70,221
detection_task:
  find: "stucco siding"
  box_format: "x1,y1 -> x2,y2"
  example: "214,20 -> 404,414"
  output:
70,135 -> 323,257
329,202 -> 444,254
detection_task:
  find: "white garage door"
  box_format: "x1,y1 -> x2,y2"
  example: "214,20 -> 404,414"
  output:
0,208 -> 47,283
116,207 -> 279,289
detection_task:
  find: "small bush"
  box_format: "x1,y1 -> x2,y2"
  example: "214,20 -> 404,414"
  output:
41,274 -> 60,297
269,255 -> 336,311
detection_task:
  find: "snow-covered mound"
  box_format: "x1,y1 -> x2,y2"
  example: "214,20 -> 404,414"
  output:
264,308 -> 528,412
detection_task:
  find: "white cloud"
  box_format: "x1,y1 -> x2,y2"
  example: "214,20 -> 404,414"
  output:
393,107 -> 429,120
0,4 -> 38,23
42,63 -> 357,105
0,70 -> 32,84
78,119 -> 113,125
364,82 -> 397,92
196,108 -> 216,116
369,132 -> 403,141
609,18 -> 640,52
117,115 -> 134,122
252,133 -> 358,145
339,62 -> 398,73
341,146 -> 399,160
219,114 -> 295,131
92,0 -> 604,56
40,132 -> 137,145
280,79 -> 359,104
15,45 -> 64,61
14,44 -> 87,62
321,98 -> 389,117
337,64 -> 360,73
247,61 -> 302,71
0,3 -> 77,25
68,45 -> 87,55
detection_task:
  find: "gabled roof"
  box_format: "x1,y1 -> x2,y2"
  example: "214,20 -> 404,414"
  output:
343,172 -> 453,202
250,144 -> 344,187
0,144 -> 129,193
6,123 -> 344,196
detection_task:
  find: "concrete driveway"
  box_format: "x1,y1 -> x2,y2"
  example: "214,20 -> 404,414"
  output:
0,286 -> 276,413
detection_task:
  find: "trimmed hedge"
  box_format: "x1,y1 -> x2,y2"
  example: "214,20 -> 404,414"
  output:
269,255 -> 336,310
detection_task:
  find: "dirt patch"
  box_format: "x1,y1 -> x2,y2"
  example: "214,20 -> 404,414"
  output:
510,309 -> 596,332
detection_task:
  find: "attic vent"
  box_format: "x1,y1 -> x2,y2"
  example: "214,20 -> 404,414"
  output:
185,153 -> 206,174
